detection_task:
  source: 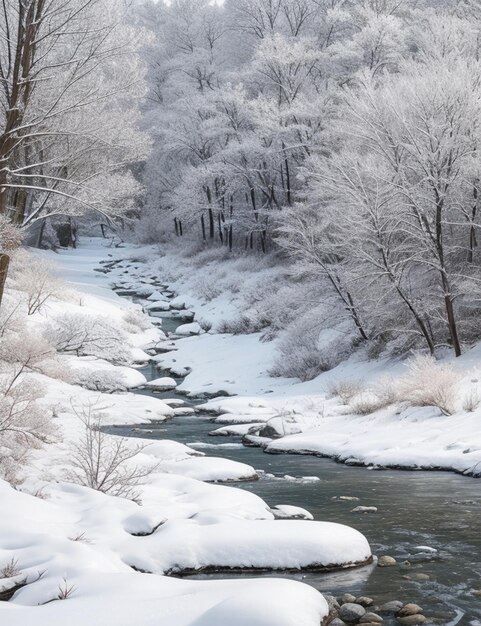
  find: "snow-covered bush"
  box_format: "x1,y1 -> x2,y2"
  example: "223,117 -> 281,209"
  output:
270,322 -> 330,381
13,254 -> 65,315
462,389 -> 481,413
217,315 -> 261,335
0,330 -> 70,381
65,405 -> 156,501
122,308 -> 152,334
0,375 -> 54,483
73,369 -> 127,393
44,312 -> 131,364
327,379 -> 366,405
396,354 -> 460,416
191,275 -> 222,301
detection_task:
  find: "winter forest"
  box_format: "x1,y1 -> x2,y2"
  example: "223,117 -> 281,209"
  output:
3,1 -> 481,626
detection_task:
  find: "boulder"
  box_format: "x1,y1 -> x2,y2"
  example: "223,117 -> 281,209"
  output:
339,603 -> 366,623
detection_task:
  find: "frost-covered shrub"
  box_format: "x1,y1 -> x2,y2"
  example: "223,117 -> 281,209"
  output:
122,308 -> 152,334
44,312 -> 131,364
217,315 -> 261,335
73,369 -> 127,393
396,354 -> 460,416
65,405 -> 156,501
13,253 -> 65,315
0,375 -> 54,483
327,379 -> 365,404
0,330 -> 70,381
462,389 -> 481,413
270,319 -> 331,381
191,275 -> 222,301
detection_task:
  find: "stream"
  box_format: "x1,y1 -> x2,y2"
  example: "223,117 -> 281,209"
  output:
106,288 -> 481,625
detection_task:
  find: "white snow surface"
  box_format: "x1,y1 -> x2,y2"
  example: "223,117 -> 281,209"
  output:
0,238 -> 380,626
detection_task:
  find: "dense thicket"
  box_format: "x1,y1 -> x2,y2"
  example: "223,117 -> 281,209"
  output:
138,0 -> 481,358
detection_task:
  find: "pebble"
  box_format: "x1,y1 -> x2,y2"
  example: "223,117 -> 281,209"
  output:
396,616 -> 426,625
329,620 -> 347,626
377,601 -> 403,613
339,593 -> 357,605
378,555 -> 397,567
359,612 -> 383,623
472,589 -> 481,597
355,597 -> 374,607
339,603 -> 367,623
397,604 -> 423,617
403,573 -> 430,581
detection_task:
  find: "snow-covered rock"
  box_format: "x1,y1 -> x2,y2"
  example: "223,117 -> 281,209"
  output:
175,322 -> 202,336
144,377 -> 178,391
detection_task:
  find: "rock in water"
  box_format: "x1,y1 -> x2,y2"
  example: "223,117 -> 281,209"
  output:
397,604 -> 423,617
339,603 -> 366,623
378,555 -> 397,567
360,613 -> 383,624
378,601 -> 403,613
396,616 -> 426,625
356,597 -> 374,607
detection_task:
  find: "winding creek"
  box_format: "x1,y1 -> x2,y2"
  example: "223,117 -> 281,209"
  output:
105,273 -> 481,626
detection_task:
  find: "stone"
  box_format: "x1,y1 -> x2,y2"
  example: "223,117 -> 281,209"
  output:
360,613 -> 383,624
405,573 -> 430,581
339,603 -> 367,623
329,620 -> 347,626
377,601 -> 403,613
397,604 -> 423,617
396,616 -> 426,625
378,555 -> 397,567
356,597 -> 374,607
325,594 -> 341,623
351,506 -> 378,513
339,594 -> 357,605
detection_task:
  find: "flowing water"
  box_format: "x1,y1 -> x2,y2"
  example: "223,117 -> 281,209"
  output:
107,298 -> 481,625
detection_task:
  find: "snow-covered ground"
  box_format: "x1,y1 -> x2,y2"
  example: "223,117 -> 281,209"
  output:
0,238 -> 376,626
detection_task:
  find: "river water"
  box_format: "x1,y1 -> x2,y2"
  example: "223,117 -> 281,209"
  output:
107,298 -> 481,625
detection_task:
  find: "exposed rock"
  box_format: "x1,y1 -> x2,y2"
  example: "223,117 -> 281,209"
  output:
339,594 -> 357,605
359,615 -> 383,625
329,620 -> 347,626
396,616 -> 426,625
339,603 -> 366,623
325,595 -> 341,624
378,555 -> 397,567
377,601 -> 403,613
356,597 -> 374,607
403,573 -> 430,581
397,604 -> 423,617
351,506 -> 378,513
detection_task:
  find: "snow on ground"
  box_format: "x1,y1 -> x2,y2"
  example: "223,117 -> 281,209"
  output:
0,237 -> 376,626
0,481 -> 329,626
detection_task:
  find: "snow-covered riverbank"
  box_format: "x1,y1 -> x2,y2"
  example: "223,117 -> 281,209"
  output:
0,238 -> 376,626
104,238 -> 481,478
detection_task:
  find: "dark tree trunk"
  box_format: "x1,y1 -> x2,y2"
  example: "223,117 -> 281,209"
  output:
0,254 -> 10,311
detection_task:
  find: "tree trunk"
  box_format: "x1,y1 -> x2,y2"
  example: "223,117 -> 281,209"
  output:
0,254 -> 10,311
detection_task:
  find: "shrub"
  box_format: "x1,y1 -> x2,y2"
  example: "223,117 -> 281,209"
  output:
65,404 -> 157,502
327,378 -> 365,404
122,308 -> 152,334
44,312 -> 131,364
462,389 -> 481,413
13,255 -> 64,315
395,354 -> 460,416
0,374 -> 54,483
73,369 -> 127,393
